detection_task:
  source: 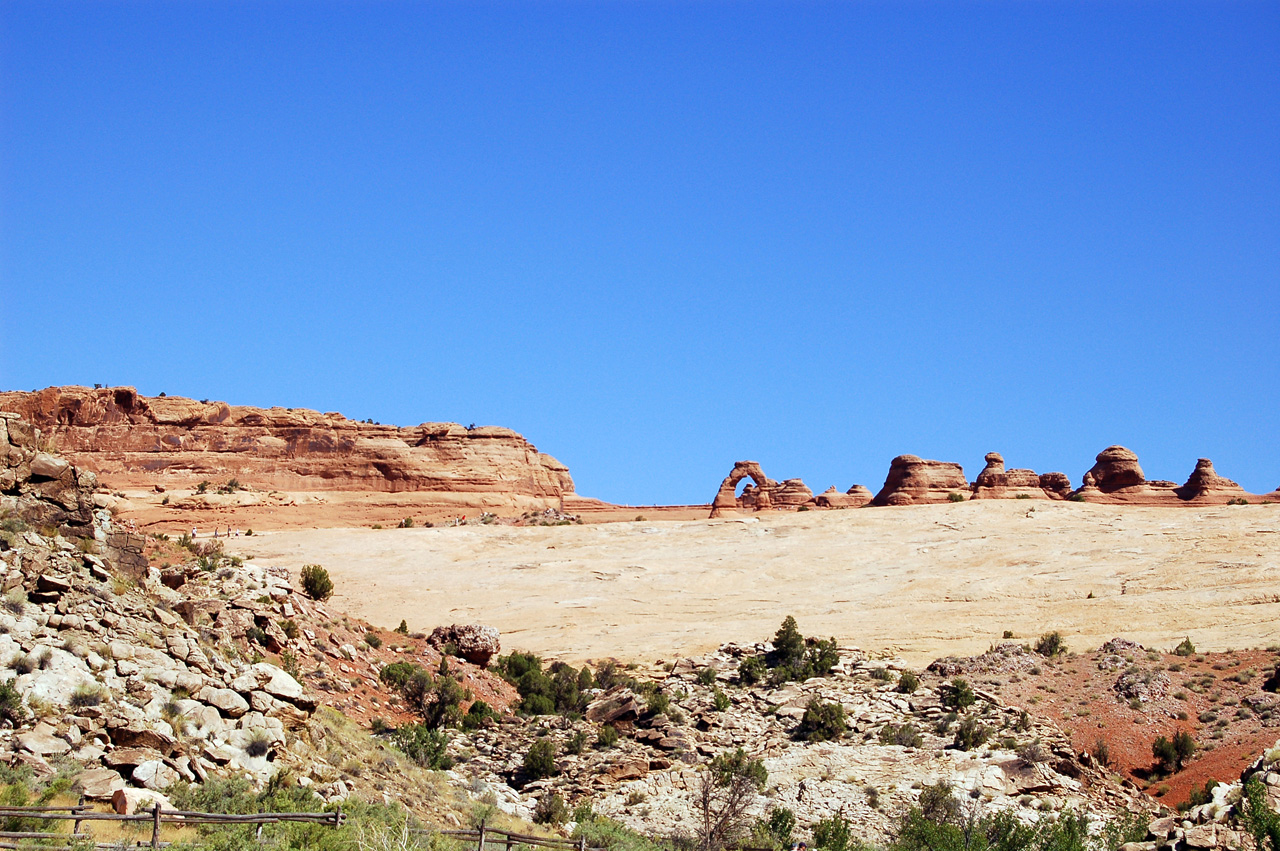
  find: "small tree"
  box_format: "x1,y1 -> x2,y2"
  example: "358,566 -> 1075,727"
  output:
896,670 -> 920,694
299,564 -> 334,601
694,748 -> 766,851
523,738 -> 557,780
772,616 -> 805,668
942,678 -> 976,710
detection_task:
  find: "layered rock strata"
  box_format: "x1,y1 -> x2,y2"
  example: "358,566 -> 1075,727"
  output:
0,386 -> 574,502
871,455 -> 968,506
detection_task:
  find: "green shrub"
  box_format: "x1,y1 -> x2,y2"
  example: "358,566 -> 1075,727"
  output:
646,690 -> 671,717
896,670 -> 920,693
533,791 -> 569,825
696,666 -> 718,686
0,681 -> 25,726
595,724 -> 619,749
738,655 -> 766,685
1034,631 -> 1066,657
395,620 -> 409,635
752,805 -> 795,850
1242,776 -> 1280,851
878,722 -> 923,748
713,688 -> 731,712
461,699 -> 497,731
947,492 -> 966,503
813,810 -> 855,851
1153,730 -> 1196,773
710,748 -> 767,790
523,738 -> 557,780
1175,637 -> 1196,656
245,626 -> 269,646
870,666 -> 893,681
364,632 -> 382,649
951,715 -> 989,751
941,678 -> 976,710
796,698 -> 846,742
299,564 -> 334,601
398,517 -> 414,528
393,724 -> 452,769
279,619 -> 299,640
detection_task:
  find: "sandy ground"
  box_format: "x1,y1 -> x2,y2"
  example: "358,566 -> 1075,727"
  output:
224,500 -> 1280,668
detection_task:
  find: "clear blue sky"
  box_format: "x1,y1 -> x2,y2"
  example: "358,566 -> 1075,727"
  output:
2,1 -> 1277,504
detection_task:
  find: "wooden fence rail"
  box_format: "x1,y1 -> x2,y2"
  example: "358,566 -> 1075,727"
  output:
438,825 -> 601,851
0,801 -> 344,848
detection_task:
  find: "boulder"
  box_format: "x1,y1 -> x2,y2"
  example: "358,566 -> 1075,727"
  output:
111,787 -> 173,815
586,688 -> 643,725
428,624 -> 501,668
75,767 -> 126,799
15,729 -> 70,756
872,455 -> 968,506
229,663 -> 305,702
104,747 -> 165,771
29,452 -> 70,480
133,759 -> 180,791
197,686 -> 250,718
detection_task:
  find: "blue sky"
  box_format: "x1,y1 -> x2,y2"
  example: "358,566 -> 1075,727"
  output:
2,1 -> 1277,504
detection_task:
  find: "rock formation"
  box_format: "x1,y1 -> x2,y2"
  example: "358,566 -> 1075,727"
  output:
428,623 -> 501,668
0,387 -> 574,505
1,412 -> 99,537
970,453 -> 1072,500
1070,447 -> 1263,505
709,461 -> 814,517
814,485 -> 873,508
1174,458 -> 1248,502
871,455 -> 968,506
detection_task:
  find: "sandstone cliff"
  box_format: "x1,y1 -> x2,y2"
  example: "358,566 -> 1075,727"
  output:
0,387 -> 574,501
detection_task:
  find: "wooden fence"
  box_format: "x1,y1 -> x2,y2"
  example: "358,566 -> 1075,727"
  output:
439,825 -> 600,851
0,801 -> 343,849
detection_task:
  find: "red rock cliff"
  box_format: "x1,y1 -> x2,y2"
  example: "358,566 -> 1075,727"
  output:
0,387 -> 574,498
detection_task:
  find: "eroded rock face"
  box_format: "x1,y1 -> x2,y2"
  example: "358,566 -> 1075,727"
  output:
0,386 -> 574,501
1083,446 -> 1146,493
872,455 -> 967,506
1175,459 -> 1246,502
1,412 -> 97,537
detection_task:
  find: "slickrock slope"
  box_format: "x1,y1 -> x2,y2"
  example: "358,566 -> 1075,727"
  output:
0,386 -> 574,508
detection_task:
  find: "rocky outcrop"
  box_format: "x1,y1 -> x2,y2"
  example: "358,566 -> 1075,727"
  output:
814,485 -> 872,509
872,455 -> 968,506
971,453 -> 1072,500
0,386 -> 574,502
1175,459 -> 1247,502
1,412 -> 99,537
709,462 -> 815,517
1082,446 -> 1147,493
428,624 -> 501,668
1072,447 -> 1264,505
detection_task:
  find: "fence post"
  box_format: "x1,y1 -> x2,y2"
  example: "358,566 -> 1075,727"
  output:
579,836 -> 587,851
256,820 -> 265,843
151,802 -> 162,848
477,819 -> 487,851
74,795 -> 85,836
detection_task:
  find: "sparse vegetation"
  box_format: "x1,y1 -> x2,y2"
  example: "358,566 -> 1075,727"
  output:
1034,631 -> 1067,657
299,564 -> 334,601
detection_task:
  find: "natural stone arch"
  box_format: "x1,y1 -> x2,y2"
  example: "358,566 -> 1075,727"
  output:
710,461 -> 777,517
